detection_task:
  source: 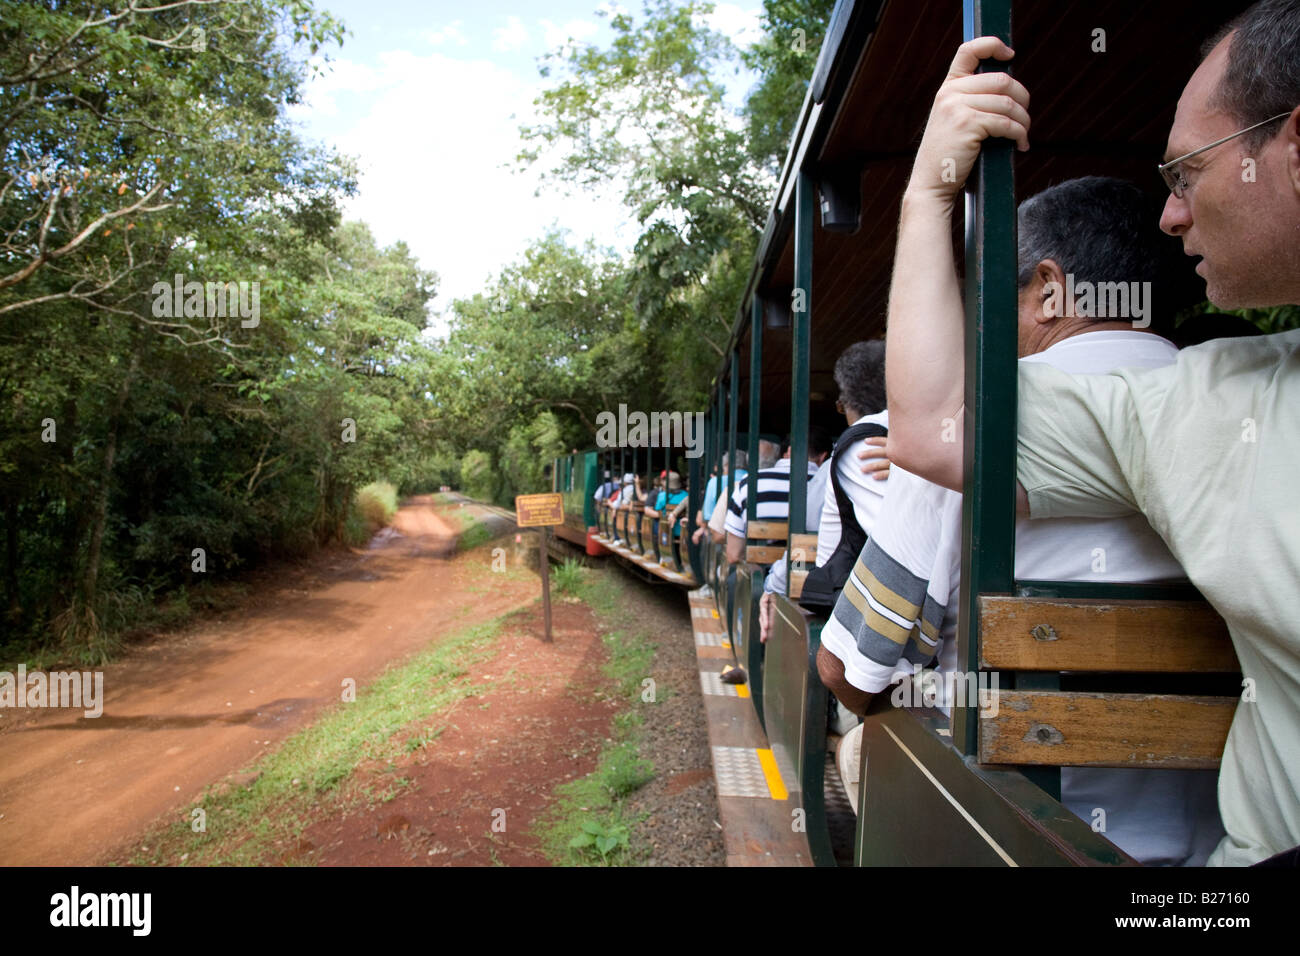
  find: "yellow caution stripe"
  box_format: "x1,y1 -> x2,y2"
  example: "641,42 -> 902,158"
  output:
756,748 -> 788,800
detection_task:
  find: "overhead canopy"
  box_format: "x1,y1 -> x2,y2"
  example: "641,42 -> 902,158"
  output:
716,0 -> 1252,429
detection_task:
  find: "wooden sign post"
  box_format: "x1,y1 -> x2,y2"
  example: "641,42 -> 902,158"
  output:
514,492 -> 564,643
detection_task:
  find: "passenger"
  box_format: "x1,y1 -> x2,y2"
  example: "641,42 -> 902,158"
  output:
611,472 -> 636,545
881,3 -> 1300,866
693,452 -> 747,546
592,470 -> 617,505
723,438 -> 818,567
759,343 -> 890,639
647,471 -> 688,536
799,424 -> 837,545
821,176 -> 1224,865
707,444 -> 772,546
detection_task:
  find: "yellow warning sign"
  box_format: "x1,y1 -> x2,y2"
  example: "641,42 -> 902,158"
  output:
515,493 -> 564,528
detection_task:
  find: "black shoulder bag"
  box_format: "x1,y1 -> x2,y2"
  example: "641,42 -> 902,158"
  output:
797,421 -> 888,616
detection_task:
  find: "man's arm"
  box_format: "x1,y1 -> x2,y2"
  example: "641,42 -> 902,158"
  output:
725,531 -> 745,564
885,37 -> 1030,492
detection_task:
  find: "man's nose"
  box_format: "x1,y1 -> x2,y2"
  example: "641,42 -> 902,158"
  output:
1160,192 -> 1191,236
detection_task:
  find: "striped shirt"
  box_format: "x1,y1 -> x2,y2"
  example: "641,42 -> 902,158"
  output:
723,457 -> 818,539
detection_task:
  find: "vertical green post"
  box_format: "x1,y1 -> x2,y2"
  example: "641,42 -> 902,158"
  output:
955,0 -> 1024,769
789,171 -> 813,543
727,354 -> 739,506
747,298 -> 762,528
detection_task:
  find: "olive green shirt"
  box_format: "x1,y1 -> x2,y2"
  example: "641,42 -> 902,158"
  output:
1017,329 -> 1300,866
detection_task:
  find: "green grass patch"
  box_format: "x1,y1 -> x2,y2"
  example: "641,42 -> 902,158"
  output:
531,569 -> 658,866
355,481 -> 398,528
125,610 -> 522,866
551,558 -> 584,596
456,516 -> 493,552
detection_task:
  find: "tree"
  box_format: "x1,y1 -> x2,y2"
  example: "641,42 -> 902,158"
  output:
742,0 -> 838,175
519,0 -> 769,395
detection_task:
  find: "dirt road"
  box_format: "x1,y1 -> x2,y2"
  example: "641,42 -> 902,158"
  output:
0,495 -> 528,865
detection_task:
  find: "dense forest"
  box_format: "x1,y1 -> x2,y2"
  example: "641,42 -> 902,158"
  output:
0,0 -> 835,660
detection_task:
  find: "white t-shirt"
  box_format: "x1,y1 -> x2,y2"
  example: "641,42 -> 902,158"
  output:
823,330 -> 1223,865
816,410 -> 891,565
1019,327 -> 1300,867
765,411 -> 891,596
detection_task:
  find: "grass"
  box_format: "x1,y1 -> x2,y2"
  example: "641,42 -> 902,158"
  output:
530,568 -> 659,866
125,609 -> 520,866
551,558 -> 584,596
436,498 -> 499,552
355,481 -> 399,528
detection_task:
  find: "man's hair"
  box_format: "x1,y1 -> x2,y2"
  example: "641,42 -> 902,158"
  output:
1017,177 -> 1161,291
757,439 -> 781,469
809,424 -> 836,459
1202,0 -> 1300,151
833,340 -> 886,416
1017,176 -> 1202,332
724,450 -> 748,472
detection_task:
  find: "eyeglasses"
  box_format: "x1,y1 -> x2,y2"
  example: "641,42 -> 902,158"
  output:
1158,111 -> 1292,198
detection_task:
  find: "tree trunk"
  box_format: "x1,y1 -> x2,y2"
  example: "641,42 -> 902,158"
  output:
4,496 -> 19,623
81,350 -> 140,611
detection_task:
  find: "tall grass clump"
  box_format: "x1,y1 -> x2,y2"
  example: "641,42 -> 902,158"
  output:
355,481 -> 398,529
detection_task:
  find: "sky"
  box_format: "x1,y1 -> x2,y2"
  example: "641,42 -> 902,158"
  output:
285,0 -> 765,326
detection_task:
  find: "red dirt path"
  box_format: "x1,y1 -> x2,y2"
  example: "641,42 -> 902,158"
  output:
0,495 -> 548,866
300,599 -> 619,866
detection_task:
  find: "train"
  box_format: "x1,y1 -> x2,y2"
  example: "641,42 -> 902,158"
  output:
550,0 -> 1253,866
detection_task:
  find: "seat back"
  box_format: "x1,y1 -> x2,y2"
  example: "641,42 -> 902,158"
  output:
762,595 -> 838,865
974,596 -> 1240,769
745,519 -> 789,565
788,533 -> 818,599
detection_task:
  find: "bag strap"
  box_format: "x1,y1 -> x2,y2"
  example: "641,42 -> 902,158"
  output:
827,421 -> 888,535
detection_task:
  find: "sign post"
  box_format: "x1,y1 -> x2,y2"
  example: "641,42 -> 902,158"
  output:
514,492 -> 565,643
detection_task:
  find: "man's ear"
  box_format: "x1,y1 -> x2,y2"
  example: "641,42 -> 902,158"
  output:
1035,258 -> 1067,324
1286,106 -> 1300,198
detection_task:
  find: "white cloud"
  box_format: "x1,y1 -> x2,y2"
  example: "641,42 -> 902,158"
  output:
492,16 -> 529,53
297,48 -> 634,322
539,17 -> 599,52
697,3 -> 764,49
423,20 -> 469,47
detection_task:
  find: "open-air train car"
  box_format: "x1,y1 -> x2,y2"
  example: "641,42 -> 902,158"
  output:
691,0 -> 1248,865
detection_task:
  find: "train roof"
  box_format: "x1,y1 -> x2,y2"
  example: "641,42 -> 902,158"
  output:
713,0 -> 1253,429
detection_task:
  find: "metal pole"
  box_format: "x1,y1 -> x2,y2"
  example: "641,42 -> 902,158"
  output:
956,0 -> 1022,763
748,296 -> 763,528
790,171 -> 813,541
727,352 -> 739,505
540,526 -> 553,642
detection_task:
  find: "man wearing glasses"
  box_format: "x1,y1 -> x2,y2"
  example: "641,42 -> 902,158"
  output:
882,0 -> 1300,866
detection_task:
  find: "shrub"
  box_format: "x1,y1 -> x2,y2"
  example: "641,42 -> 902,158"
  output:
552,558 -> 584,596
355,481 -> 398,529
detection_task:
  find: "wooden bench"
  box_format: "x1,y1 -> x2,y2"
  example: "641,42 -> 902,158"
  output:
639,510 -> 656,559
974,596 -> 1240,769
746,520 -> 788,565
788,533 -> 818,600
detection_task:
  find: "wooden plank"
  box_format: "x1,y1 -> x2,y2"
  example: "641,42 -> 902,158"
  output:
789,569 -> 809,599
978,596 -> 1238,673
978,690 -> 1235,768
789,533 -> 817,563
746,546 -> 787,564
748,520 -> 789,540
